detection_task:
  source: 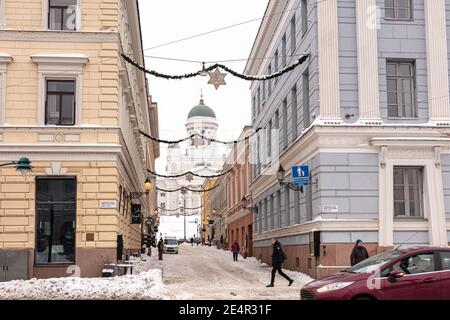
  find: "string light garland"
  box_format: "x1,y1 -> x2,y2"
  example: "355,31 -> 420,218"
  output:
156,185 -> 218,193
121,53 -> 309,82
158,211 -> 200,217
148,168 -> 233,179
139,127 -> 262,145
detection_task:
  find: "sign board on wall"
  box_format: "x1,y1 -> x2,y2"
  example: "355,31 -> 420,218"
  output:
322,205 -> 339,213
131,204 -> 142,224
100,200 -> 117,209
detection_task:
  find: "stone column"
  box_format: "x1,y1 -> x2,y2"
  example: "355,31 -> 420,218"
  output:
356,0 -> 381,123
317,0 -> 341,121
424,0 -> 450,121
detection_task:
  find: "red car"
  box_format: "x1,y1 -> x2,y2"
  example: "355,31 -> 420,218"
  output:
301,247 -> 450,300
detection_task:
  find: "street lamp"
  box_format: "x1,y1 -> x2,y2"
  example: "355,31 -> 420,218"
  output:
0,157 -> 32,175
130,177 -> 152,199
277,165 -> 304,192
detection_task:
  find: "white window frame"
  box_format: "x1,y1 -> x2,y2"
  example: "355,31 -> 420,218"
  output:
43,0 -> 81,31
0,0 -> 5,29
393,166 -> 424,218
0,53 -> 12,125
31,53 -> 88,126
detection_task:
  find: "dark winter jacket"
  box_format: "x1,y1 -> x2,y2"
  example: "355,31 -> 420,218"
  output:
271,241 -> 286,267
157,240 -> 164,252
350,246 -> 369,266
231,242 -> 240,253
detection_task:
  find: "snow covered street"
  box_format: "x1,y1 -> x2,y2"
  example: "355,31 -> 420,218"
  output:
156,244 -> 313,300
0,244 -> 313,300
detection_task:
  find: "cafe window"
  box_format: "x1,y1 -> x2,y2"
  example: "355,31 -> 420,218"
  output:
36,177 -> 76,264
45,79 -> 76,125
393,167 -> 423,218
48,0 -> 77,31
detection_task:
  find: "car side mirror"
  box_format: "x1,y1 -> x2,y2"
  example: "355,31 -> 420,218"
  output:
388,269 -> 405,282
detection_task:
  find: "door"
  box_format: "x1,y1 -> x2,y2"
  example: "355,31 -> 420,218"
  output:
438,251 -> 450,300
382,252 -> 441,300
0,251 -> 6,282
5,251 -> 28,281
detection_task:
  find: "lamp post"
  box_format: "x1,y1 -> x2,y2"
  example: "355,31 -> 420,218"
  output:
0,157 -> 32,175
130,177 -> 152,200
277,165 -> 305,192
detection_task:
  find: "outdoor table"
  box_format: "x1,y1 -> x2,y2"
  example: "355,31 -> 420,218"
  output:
116,263 -> 134,275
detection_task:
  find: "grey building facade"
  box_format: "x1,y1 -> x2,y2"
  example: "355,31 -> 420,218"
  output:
246,0 -> 450,278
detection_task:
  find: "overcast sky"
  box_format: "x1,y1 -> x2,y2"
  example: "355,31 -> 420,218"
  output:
138,1 -> 268,172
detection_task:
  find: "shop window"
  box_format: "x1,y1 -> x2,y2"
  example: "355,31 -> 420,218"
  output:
36,177 -> 76,264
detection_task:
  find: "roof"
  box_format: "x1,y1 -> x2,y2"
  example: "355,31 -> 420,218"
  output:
188,99 -> 216,119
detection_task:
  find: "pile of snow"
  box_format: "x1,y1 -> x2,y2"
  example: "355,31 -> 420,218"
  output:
0,259 -> 166,300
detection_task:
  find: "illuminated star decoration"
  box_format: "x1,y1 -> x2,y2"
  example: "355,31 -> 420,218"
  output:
207,68 -> 227,90
185,173 -> 194,182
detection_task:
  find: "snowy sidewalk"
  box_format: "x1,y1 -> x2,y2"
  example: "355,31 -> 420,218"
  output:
0,245 -> 313,300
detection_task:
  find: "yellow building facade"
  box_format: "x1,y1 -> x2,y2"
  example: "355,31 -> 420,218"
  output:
0,0 -> 159,279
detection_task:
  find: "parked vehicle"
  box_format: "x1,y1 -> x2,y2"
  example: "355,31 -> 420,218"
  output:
301,247 -> 450,300
163,237 -> 179,254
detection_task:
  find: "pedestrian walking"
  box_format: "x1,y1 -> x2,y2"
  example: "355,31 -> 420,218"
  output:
190,237 -> 194,246
157,238 -> 164,261
266,238 -> 293,287
350,239 -> 369,266
231,240 -> 240,261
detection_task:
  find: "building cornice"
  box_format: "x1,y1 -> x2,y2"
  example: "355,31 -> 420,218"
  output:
31,53 -> 89,65
0,30 -> 119,42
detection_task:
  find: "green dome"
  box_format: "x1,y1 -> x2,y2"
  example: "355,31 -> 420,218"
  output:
187,99 -> 216,119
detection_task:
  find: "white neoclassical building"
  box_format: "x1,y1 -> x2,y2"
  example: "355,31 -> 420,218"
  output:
157,97 -> 228,240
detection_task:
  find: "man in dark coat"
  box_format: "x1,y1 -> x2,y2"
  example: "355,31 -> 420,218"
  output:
350,239 -> 369,266
267,238 -> 294,287
157,238 -> 164,261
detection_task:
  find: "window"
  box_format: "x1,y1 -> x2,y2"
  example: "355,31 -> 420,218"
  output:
291,85 -> 298,139
45,80 -> 76,125
290,16 -> 296,54
274,109 -> 280,130
267,64 -> 272,95
267,120 -> 272,158
302,69 -> 310,128
269,195 -> 274,229
257,87 -> 261,114
160,203 -> 166,211
301,0 -> 308,36
282,98 -> 288,150
282,34 -> 287,67
387,61 -> 416,118
285,186 -> 290,227
440,251 -> 450,271
0,0 -> 4,28
36,177 -> 76,264
262,81 -> 266,106
49,0 -> 77,30
277,190 -> 281,228
385,0 -> 413,20
0,54 -> 12,125
390,253 -> 436,275
274,50 -> 279,83
393,167 -> 423,218
252,96 -> 256,118
160,193 -> 166,197
118,185 -> 123,215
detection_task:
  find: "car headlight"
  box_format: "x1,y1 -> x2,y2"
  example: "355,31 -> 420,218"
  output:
316,282 -> 354,293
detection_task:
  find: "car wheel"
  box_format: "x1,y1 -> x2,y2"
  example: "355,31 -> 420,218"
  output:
353,296 -> 375,301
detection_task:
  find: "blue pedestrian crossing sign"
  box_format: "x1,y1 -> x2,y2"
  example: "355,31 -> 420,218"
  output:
292,166 -> 309,187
